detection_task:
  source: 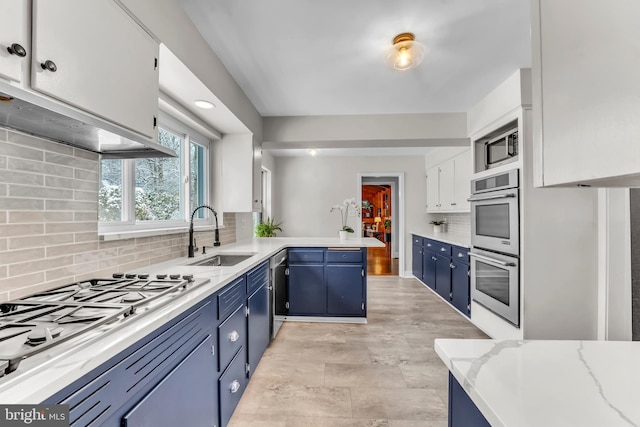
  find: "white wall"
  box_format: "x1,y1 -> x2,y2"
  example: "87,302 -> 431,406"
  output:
273,155 -> 429,273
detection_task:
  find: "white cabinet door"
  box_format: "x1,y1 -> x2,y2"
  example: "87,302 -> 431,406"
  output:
426,166 -> 440,212
453,151 -> 471,211
533,0 -> 640,187
0,0 -> 29,84
31,0 -> 159,138
439,159 -> 455,210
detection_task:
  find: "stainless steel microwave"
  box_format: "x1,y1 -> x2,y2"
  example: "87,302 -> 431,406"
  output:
484,128 -> 518,169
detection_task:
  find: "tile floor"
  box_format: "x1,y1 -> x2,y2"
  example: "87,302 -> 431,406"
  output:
228,276 -> 488,427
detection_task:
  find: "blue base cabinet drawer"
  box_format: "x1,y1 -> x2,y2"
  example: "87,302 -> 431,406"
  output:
326,249 -> 363,263
218,304 -> 247,372
288,249 -> 324,263
247,260 -> 269,294
219,349 -> 247,427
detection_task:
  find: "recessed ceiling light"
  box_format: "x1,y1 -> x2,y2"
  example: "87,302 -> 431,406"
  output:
194,100 -> 215,109
307,149 -> 317,156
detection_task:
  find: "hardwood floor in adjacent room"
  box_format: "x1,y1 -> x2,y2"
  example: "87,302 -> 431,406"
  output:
228,276 -> 488,427
366,246 -> 399,276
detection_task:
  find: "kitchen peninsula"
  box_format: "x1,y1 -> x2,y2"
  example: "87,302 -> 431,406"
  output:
0,237 -> 383,427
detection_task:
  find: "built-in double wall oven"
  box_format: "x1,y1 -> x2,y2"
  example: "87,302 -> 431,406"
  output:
469,169 -> 520,327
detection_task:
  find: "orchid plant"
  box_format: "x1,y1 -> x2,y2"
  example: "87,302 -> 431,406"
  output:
330,198 -> 361,233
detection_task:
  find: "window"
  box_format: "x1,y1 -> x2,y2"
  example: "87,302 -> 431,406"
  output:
99,115 -> 212,233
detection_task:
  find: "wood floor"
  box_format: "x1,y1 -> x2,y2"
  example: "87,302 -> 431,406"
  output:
228,276 -> 488,427
366,246 -> 399,276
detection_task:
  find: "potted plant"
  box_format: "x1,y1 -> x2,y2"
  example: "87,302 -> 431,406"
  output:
430,220 -> 445,234
383,218 -> 391,231
254,217 -> 283,237
331,198 -> 361,240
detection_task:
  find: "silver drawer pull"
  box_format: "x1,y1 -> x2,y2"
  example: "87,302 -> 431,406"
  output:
457,252 -> 465,257
440,248 -> 446,252
230,380 -> 240,393
229,330 -> 240,342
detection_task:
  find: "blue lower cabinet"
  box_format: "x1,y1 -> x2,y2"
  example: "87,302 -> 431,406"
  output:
288,263 -> 325,315
449,372 -> 490,427
247,283 -> 269,378
326,264 -> 365,316
412,236 -> 423,279
435,254 -> 452,301
122,335 -> 217,427
423,248 -> 436,290
451,259 -> 470,317
219,349 -> 248,427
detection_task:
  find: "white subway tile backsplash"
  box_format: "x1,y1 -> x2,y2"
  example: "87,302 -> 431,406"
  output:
2,248 -> 45,264
9,184 -> 74,200
0,127 -> 238,303
0,197 -> 45,210
0,141 -> 44,161
45,221 -> 97,234
0,223 -> 44,238
7,132 -> 74,156
45,200 -> 97,212
9,211 -> 74,223
8,157 -> 74,178
9,233 -> 74,250
0,169 -> 44,186
74,169 -> 99,182
9,255 -> 75,277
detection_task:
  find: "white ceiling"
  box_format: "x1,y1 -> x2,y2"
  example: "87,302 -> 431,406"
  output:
177,0 -> 532,118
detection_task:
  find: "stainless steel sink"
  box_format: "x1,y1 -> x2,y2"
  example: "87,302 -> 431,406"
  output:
188,253 -> 256,267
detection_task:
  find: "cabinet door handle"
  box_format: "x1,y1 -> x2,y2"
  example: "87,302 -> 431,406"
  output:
450,263 -> 456,269
451,202 -> 457,206
426,243 -> 432,247
230,380 -> 240,393
7,43 -> 27,57
432,256 -> 437,261
41,59 -> 57,72
228,330 -> 240,342
440,248 -> 447,252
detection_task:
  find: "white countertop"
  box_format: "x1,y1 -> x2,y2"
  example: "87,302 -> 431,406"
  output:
411,230 -> 471,248
0,237 -> 384,404
435,339 -> 640,427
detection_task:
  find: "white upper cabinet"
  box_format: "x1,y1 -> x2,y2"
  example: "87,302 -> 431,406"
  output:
31,0 -> 159,139
0,0 -> 29,85
532,0 -> 640,187
222,134 -> 261,213
426,150 -> 471,213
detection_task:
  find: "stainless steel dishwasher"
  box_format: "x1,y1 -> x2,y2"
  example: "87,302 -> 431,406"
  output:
270,249 -> 287,339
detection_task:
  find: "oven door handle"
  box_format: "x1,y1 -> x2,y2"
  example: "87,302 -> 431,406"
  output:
467,193 -> 516,202
469,252 -> 516,267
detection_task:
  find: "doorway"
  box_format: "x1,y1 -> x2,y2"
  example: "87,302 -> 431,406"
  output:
358,174 -> 403,276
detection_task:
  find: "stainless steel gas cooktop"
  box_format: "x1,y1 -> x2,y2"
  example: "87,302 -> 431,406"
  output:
0,273 -> 207,377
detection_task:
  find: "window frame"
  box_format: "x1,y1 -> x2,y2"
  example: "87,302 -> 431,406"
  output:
98,112 -> 214,237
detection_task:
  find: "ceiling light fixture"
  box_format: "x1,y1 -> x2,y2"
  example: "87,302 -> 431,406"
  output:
194,100 -> 215,109
307,149 -> 317,156
387,32 -> 425,71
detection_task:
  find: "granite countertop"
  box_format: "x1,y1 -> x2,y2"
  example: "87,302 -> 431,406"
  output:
435,338 -> 640,427
0,237 -> 384,404
411,230 -> 471,248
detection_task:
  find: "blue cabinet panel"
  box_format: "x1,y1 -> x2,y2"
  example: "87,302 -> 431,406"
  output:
219,349 -> 247,427
44,299 -> 216,426
435,254 -> 452,301
122,335 -> 216,427
423,248 -> 436,290
412,236 -> 423,279
449,372 -> 490,427
219,276 -> 246,320
247,260 -> 269,295
451,259 -> 471,317
326,264 -> 364,316
218,304 -> 247,372
288,264 -> 325,315
247,283 -> 269,378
